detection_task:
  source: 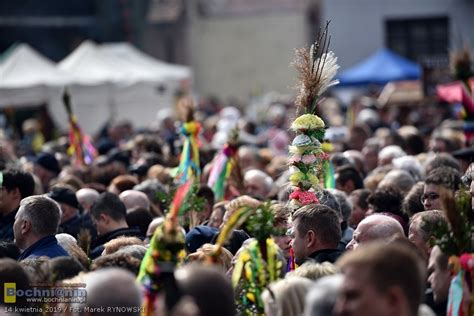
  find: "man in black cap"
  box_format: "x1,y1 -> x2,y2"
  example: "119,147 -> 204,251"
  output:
0,169 -> 35,241
452,147 -> 474,173
185,225 -> 218,253
33,152 -> 60,192
47,186 -> 96,239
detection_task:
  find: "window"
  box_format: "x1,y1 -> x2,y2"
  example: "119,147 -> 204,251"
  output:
385,17 -> 449,63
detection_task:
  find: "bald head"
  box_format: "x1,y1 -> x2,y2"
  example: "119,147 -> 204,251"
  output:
84,268 -> 142,315
76,188 -> 99,213
119,190 -> 150,212
238,146 -> 260,172
346,214 -> 404,250
146,217 -> 165,239
244,169 -> 273,200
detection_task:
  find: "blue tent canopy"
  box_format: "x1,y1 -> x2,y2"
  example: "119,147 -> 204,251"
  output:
337,48 -> 421,86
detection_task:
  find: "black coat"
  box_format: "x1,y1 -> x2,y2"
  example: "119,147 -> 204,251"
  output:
308,248 -> 343,264
90,227 -> 143,259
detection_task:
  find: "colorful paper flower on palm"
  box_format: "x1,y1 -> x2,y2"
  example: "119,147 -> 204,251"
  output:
289,189 -> 319,205
291,113 -> 325,130
289,171 -> 320,190
287,22 -> 339,209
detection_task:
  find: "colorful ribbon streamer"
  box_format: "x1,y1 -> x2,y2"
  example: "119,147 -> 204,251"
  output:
176,121 -> 201,184
207,144 -> 237,201
67,114 -> 97,166
447,270 -> 465,316
323,160 -> 335,189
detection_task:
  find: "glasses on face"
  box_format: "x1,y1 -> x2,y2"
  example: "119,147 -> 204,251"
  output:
421,192 -> 440,203
461,175 -> 472,187
286,227 -> 295,239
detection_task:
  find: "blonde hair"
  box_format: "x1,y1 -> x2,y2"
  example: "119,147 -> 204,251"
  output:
262,276 -> 313,316
287,261 -> 338,281
186,243 -> 233,272
221,195 -> 261,227
103,236 -> 143,255
364,170 -> 388,191
147,164 -> 172,184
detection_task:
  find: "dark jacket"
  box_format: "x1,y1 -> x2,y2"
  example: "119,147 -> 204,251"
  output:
0,209 -> 18,241
59,213 -> 97,241
425,288 -> 447,316
308,248 -> 343,264
338,226 -> 354,251
18,235 -> 69,260
90,227 -> 143,259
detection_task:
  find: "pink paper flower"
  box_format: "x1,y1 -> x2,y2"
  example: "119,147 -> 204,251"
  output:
315,152 -> 329,160
299,191 -> 319,204
302,155 -> 317,164
289,190 -> 300,200
289,154 -> 302,164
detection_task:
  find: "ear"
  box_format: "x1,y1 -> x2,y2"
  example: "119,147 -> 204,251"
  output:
100,213 -> 109,224
306,230 -> 317,248
21,219 -> 31,235
12,188 -> 21,202
385,286 -> 405,312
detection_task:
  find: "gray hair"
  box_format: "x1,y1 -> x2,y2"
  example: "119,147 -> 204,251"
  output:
19,195 -> 61,236
304,274 -> 344,316
55,233 -> 77,249
262,276 -> 314,316
115,245 -> 147,261
378,169 -> 415,194
328,189 -> 352,222
316,189 -> 341,219
244,169 -> 274,192
378,145 -> 406,163
392,156 -> 422,181
133,179 -> 167,205
76,188 -> 99,207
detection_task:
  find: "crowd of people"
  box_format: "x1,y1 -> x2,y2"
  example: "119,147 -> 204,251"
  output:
0,92 -> 473,316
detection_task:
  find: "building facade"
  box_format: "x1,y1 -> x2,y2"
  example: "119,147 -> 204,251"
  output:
322,0 -> 474,70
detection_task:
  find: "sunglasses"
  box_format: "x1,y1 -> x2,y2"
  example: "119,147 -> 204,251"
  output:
461,175 -> 472,187
421,192 -> 440,203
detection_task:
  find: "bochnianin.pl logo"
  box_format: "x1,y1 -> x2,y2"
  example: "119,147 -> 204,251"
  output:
3,283 -> 87,304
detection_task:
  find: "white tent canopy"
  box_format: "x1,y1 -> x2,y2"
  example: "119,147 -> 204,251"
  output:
0,43 -> 70,107
57,41 -> 192,133
99,42 -> 191,82
59,40 -> 152,85
0,41 -> 192,135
